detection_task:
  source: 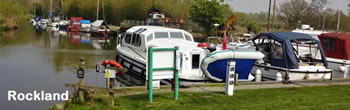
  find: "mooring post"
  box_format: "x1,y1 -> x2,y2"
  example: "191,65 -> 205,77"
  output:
225,60 -> 236,96
174,46 -> 179,100
109,78 -> 115,106
148,47 -> 153,103
78,57 -> 85,102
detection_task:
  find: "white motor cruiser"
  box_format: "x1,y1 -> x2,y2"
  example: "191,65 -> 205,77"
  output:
116,26 -> 208,81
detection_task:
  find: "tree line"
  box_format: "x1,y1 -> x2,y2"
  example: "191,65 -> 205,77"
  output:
3,0 -> 350,36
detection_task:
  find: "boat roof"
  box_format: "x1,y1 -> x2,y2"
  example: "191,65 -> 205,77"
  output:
255,32 -> 317,41
70,17 -> 82,21
80,20 -> 90,24
319,32 -> 350,40
253,32 -> 328,69
292,29 -> 326,35
92,20 -> 108,26
126,26 -> 190,34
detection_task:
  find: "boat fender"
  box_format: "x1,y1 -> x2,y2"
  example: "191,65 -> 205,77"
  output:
276,72 -> 282,81
101,60 -> 124,75
339,65 -> 346,72
255,69 -> 262,82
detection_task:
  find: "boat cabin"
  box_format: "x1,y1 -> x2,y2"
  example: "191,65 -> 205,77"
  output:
117,26 -> 206,81
70,17 -> 82,26
319,33 -> 350,60
253,32 -> 328,69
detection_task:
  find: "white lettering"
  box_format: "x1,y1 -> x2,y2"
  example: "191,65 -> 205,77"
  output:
7,90 -> 69,101
61,91 -> 69,100
17,93 -> 25,101
33,90 -> 40,101
8,91 -> 17,101
26,93 -> 33,101
53,93 -> 60,101
45,93 -> 52,101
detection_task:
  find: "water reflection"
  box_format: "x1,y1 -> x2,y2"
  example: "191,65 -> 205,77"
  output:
0,24 -> 117,109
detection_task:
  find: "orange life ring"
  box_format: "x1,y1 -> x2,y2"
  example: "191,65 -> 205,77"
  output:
101,60 -> 124,75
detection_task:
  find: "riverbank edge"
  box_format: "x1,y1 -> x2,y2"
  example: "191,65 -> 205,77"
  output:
53,79 -> 350,109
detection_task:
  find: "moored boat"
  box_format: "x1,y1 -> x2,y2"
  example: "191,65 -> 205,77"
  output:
68,17 -> 82,32
80,20 -> 91,32
319,33 -> 350,78
91,20 -> 110,36
251,32 -> 333,81
116,26 -> 208,81
200,50 -> 264,82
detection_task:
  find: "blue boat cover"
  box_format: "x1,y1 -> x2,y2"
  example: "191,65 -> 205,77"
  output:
34,16 -> 41,22
80,20 -> 91,24
253,32 -> 328,69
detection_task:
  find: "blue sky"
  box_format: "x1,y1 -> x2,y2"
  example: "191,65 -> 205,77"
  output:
225,0 -> 349,14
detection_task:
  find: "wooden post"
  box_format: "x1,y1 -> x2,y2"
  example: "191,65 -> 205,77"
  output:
78,57 -> 85,102
234,73 -> 239,85
109,79 -> 115,106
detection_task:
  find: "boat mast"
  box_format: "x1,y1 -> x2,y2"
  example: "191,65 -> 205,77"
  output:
34,0 -> 36,16
96,0 -> 99,20
336,0 -> 342,32
102,0 -> 105,21
50,0 -> 53,17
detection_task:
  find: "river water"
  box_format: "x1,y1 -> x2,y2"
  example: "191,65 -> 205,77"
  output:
0,24 -> 125,109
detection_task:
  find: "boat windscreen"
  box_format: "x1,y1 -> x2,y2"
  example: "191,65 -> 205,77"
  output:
184,33 -> 192,41
170,32 -> 184,39
291,40 -> 323,64
154,32 -> 169,39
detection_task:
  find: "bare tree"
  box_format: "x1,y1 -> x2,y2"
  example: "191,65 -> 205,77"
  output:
278,0 -> 309,28
306,0 -> 329,29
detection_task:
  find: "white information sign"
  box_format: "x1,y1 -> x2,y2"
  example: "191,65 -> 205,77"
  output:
146,48 -> 176,80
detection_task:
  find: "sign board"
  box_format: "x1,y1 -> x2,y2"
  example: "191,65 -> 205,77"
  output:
77,68 -> 84,78
105,69 -> 116,78
146,49 -> 176,80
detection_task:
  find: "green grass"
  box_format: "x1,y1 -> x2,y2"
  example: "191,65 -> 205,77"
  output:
63,85 -> 350,110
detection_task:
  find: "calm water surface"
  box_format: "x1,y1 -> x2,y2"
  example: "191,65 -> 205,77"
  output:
0,24 -> 125,109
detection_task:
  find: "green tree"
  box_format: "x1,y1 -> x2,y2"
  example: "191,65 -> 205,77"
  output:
190,0 -> 229,36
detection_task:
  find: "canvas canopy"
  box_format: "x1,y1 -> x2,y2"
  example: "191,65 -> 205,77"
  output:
253,32 -> 328,69
319,33 -> 350,60
70,17 -> 82,24
91,20 -> 109,31
80,20 -> 90,24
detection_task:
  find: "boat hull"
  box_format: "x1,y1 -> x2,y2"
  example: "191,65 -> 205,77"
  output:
251,64 -> 333,80
207,59 -> 256,80
201,50 -> 265,82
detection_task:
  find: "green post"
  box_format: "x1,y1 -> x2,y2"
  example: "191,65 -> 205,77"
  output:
148,47 -> 153,103
174,46 -> 179,100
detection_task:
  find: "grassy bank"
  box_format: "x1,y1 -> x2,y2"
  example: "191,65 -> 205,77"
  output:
0,0 -> 29,30
61,85 -> 350,110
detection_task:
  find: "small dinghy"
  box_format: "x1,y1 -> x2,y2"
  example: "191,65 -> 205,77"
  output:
201,50 -> 264,82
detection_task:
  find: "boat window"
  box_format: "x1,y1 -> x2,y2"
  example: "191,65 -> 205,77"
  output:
131,33 -> 137,45
170,32 -> 184,39
323,38 -> 336,51
291,40 -> 323,64
192,54 -> 200,69
146,34 -> 153,42
256,37 -> 282,62
131,34 -> 141,47
271,40 -> 283,60
184,33 -> 192,41
154,32 -> 169,39
125,33 -> 132,44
